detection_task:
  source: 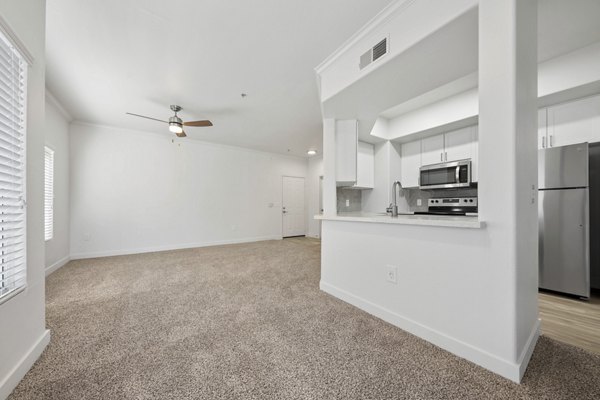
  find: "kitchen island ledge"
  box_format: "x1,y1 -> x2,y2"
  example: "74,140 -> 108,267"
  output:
315,212 -> 484,229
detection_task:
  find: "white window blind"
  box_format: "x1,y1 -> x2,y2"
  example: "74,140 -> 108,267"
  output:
44,147 -> 54,241
0,28 -> 27,303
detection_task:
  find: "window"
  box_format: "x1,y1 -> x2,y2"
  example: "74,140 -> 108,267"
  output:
0,28 -> 27,303
44,147 -> 54,241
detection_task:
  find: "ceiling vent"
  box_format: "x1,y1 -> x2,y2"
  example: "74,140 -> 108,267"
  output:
359,37 -> 388,70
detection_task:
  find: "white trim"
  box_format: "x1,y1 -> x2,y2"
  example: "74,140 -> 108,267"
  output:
517,319 -> 541,381
45,90 -> 73,122
314,0 -> 416,74
320,281 -> 530,383
0,330 -> 50,400
45,256 -> 70,277
70,236 -> 282,260
0,14 -> 34,66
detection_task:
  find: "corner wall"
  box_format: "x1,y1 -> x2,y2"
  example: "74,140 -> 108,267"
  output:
0,1 -> 49,399
69,123 -> 309,258
44,94 -> 70,274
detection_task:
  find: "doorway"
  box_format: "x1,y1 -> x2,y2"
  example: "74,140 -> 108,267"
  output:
282,176 -> 305,238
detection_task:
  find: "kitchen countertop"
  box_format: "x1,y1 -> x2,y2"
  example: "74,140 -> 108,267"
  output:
315,212 -> 484,229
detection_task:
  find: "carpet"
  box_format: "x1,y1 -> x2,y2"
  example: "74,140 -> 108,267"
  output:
9,238 -> 600,399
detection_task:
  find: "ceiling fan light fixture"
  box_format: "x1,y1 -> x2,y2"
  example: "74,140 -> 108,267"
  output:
169,122 -> 183,134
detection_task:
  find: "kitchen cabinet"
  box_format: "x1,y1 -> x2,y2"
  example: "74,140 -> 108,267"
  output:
335,120 -> 374,189
547,95 -> 600,148
421,134 -> 445,166
539,108 -> 548,149
356,141 -> 375,188
401,140 -> 421,188
445,126 -> 475,162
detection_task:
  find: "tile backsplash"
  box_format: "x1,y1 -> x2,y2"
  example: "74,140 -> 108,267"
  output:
405,187 -> 478,212
337,187 -> 362,212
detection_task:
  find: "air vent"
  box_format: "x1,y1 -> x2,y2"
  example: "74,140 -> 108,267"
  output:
372,38 -> 387,61
359,37 -> 388,70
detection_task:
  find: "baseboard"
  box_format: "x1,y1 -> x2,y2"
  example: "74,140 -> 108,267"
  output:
320,281 -> 530,383
70,235 -> 282,260
0,329 -> 50,400
45,255 -> 70,276
517,318 -> 541,381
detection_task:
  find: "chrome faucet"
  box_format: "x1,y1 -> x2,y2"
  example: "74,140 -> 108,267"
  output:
386,181 -> 403,217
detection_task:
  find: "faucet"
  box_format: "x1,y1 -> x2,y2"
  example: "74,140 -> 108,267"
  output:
386,181 -> 403,217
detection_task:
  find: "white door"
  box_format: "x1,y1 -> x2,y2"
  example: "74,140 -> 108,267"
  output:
421,134 -> 445,166
282,176 -> 305,237
444,126 -> 474,162
401,140 -> 421,188
548,95 -> 600,148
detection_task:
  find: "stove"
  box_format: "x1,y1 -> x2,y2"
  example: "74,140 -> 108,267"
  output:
414,197 -> 478,216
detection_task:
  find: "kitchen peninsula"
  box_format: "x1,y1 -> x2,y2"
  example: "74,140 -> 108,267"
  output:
315,0 -> 541,383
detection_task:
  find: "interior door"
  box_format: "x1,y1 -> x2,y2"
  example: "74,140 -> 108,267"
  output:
282,176 -> 305,238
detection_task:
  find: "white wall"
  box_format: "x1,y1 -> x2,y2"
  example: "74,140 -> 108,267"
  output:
362,141 -> 406,213
69,123 -> 308,258
306,155 -> 323,238
44,94 -> 70,274
0,1 -> 50,399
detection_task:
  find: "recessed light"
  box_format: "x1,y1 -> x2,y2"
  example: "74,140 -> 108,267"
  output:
307,150 -> 317,156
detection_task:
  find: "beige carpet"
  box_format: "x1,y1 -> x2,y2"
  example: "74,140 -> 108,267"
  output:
9,238 -> 600,399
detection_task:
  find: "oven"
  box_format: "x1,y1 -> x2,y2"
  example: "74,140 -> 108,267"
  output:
419,160 -> 472,190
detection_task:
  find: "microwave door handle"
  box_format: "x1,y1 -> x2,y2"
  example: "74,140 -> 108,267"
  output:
455,166 -> 460,183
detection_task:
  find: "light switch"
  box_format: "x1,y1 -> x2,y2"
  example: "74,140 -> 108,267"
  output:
346,199 -> 350,207
417,199 -> 422,206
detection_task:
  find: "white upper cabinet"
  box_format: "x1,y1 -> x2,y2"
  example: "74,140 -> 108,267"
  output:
548,95 -> 600,147
356,141 -> 375,189
335,120 -> 358,184
538,108 -> 548,149
401,140 -> 421,188
421,134 -> 445,166
444,126 -> 475,162
335,120 -> 374,189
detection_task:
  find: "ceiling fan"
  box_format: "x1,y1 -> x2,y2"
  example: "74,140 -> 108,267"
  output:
126,105 -> 213,137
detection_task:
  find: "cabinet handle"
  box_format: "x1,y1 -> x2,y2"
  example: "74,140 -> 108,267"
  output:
440,153 -> 443,162
550,135 -> 553,147
542,136 -> 546,148
445,152 -> 448,162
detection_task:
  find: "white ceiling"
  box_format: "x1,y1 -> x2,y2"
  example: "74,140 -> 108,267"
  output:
46,0 -> 600,157
45,0 -> 395,157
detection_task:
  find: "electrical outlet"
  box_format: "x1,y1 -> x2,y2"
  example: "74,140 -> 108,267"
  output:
346,199 -> 350,207
417,198 -> 422,206
385,265 -> 398,284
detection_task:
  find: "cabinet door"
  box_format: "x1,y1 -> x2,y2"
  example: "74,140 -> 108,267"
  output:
355,141 -> 374,188
401,140 -> 421,188
335,120 -> 357,184
444,126 -> 474,162
548,95 -> 600,148
539,108 -> 548,149
421,134 -> 444,166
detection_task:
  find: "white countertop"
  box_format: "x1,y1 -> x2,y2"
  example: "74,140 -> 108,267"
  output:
315,212 -> 484,229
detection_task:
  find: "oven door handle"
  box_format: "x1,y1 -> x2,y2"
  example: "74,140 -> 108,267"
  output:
455,166 -> 460,183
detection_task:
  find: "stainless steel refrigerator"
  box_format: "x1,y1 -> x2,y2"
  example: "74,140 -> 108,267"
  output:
539,142 -> 590,298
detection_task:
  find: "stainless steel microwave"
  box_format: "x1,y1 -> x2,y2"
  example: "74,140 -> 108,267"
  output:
419,160 -> 472,190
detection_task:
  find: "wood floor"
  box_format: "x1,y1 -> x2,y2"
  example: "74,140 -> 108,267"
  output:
539,289 -> 600,355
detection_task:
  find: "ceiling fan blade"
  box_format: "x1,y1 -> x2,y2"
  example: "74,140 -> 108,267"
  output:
183,120 -> 213,127
126,112 -> 168,124
175,130 -> 187,138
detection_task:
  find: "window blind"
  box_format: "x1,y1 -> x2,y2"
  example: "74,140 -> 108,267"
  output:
44,147 -> 53,241
0,29 -> 27,303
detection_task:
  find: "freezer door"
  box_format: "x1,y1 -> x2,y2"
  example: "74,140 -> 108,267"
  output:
539,188 -> 590,298
538,143 -> 589,190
